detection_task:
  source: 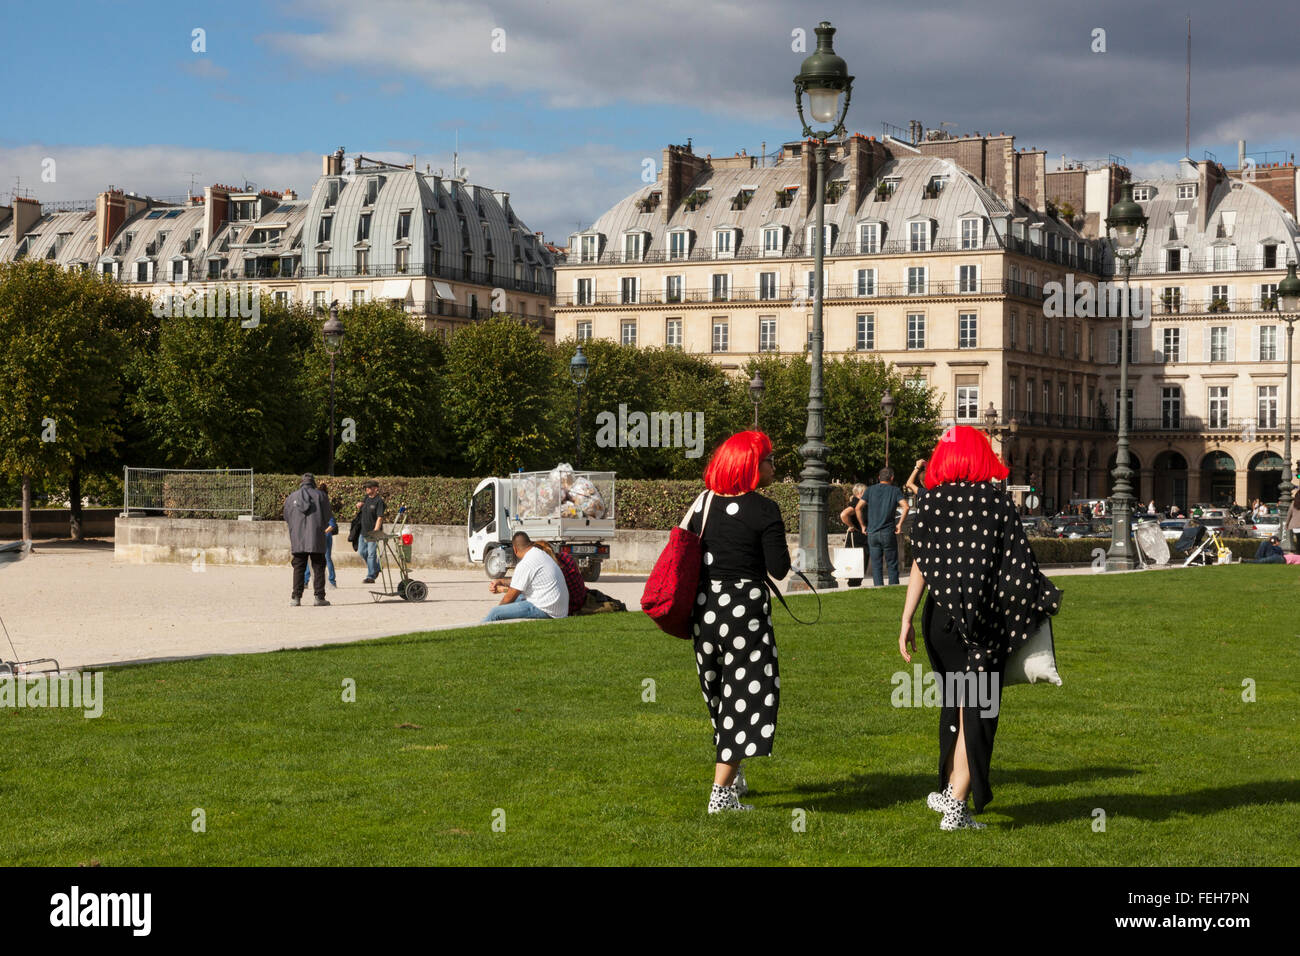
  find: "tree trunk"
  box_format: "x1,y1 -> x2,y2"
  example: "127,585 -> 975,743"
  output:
69,460 -> 83,541
21,475 -> 32,542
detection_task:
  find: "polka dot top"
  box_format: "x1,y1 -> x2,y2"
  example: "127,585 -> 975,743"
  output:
910,480 -> 1063,670
686,491 -> 791,584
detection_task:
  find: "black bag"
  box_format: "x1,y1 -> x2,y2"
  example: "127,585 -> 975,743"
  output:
347,511 -> 364,552
579,588 -> 627,615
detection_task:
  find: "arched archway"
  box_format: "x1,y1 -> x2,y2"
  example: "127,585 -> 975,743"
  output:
1199,451 -> 1237,507
1056,447 -> 1071,514
1152,450 -> 1189,513
1248,450 -> 1284,504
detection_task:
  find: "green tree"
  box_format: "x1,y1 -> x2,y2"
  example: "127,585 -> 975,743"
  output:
0,261 -> 149,538
443,315 -> 561,474
302,302 -> 448,476
129,294 -> 316,472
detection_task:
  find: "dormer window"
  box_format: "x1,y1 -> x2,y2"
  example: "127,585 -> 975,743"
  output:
622,231 -> 646,262
775,186 -> 797,209
923,175 -> 949,199
1132,186 -> 1152,201
356,213 -> 371,243
318,216 -> 333,243
825,180 -> 847,203
364,178 -> 380,205
714,228 -> 738,258
396,211 -> 411,240
668,229 -> 691,260
859,222 -> 881,253
635,191 -> 661,214
875,178 -> 900,201
763,226 -> 785,256
960,218 -> 983,250
908,220 -> 933,252
1176,183 -> 1197,200
325,180 -> 340,208
805,224 -> 835,254
731,189 -> 755,211
579,234 -> 601,263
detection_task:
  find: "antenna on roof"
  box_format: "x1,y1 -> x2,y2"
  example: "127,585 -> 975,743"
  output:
1185,16 -> 1192,158
187,172 -> 202,200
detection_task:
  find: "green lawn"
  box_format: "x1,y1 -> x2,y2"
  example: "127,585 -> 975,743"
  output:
2,566 -> 1297,866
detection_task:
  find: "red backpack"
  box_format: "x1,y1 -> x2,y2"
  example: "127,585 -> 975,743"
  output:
641,492 -> 714,639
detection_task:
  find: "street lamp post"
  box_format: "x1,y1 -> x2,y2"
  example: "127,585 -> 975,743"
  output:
791,20 -> 854,591
322,302 -> 345,477
748,370 -> 766,430
982,400 -> 1019,477
881,388 -> 896,471
569,343 -> 589,468
1103,182 -> 1148,570
1275,260 -> 1300,550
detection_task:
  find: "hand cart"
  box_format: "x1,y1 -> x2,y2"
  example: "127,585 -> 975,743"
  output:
363,507 -> 428,602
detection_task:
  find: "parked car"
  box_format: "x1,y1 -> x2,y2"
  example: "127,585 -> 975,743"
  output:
1246,515 -> 1282,538
1160,519 -> 1189,541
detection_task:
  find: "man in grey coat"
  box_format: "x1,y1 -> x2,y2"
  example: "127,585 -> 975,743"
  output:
284,473 -> 334,606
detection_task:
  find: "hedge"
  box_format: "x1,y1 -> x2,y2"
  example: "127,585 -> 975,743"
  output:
1019,535 -> 1261,565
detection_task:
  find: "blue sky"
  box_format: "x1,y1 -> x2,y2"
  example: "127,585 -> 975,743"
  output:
4,0 -> 1299,240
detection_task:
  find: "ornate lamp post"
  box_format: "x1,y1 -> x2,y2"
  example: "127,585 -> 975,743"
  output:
982,401 -> 1019,478
1275,260 -> 1300,550
569,343 -> 589,468
1103,182 -> 1148,570
748,370 -> 766,430
323,302 -> 345,476
881,388 -> 896,471
791,20 -> 853,590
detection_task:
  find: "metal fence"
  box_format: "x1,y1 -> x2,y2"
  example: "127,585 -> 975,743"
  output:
122,467 -> 254,517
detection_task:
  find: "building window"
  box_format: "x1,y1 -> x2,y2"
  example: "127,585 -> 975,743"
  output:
1027,315 -> 1035,351
620,277 -> 639,304
763,227 -> 783,256
1161,387 -> 1182,429
1209,326 -> 1230,362
669,231 -> 688,260
711,274 -> 730,301
356,249 -> 370,275
1026,379 -> 1035,417
714,230 -> 734,257
1176,183 -> 1197,199
1058,384 -> 1066,420
394,247 -> 409,274
313,291 -> 327,311
1258,386 -> 1279,428
856,268 -> 876,296
1260,325 -> 1278,361
859,222 -> 880,253
396,211 -> 411,240
958,265 -> 978,293
907,267 -> 927,294
576,320 -> 592,341
759,272 -> 778,300
1009,376 -> 1019,415
805,225 -> 833,254
469,293 -> 479,318
1212,245 -> 1235,271
961,218 -> 981,250
856,313 -> 874,351
1009,311 -> 1017,347
906,313 -> 925,349
666,318 -> 682,349
956,384 -> 980,422
1058,321 -> 1066,356
356,213 -> 371,242
958,312 -> 977,349
352,289 -> 366,307
1073,323 -> 1081,358
623,233 -> 643,262
1041,317 -> 1050,354
1132,186 -> 1151,201
1162,326 -> 1182,363
576,278 -> 593,305
712,318 -> 729,352
136,262 -> 149,282
909,221 -> 930,252
1113,388 -> 1133,430
665,274 -> 683,303
274,291 -> 289,307
1259,283 -> 1278,311
580,235 -> 599,262
1088,328 -> 1095,360
1208,386 -> 1229,428
1166,248 -> 1181,272
1161,286 -> 1182,313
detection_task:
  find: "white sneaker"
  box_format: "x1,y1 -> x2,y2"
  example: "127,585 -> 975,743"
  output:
940,800 -> 987,831
707,783 -> 753,814
927,783 -> 957,813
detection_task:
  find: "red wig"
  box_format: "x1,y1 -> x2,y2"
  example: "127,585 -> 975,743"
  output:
924,425 -> 1009,489
704,431 -> 773,495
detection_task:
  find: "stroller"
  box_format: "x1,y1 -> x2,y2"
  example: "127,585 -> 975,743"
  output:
1173,520 -> 1234,567
1,541 -> 61,677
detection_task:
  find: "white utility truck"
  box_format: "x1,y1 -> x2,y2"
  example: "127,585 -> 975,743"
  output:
467,467 -> 615,581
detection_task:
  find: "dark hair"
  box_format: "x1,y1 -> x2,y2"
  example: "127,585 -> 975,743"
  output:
318,482 -> 329,495
878,467 -> 894,482
512,531 -> 532,547
364,480 -> 379,489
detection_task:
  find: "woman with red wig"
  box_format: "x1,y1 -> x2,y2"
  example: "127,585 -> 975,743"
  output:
683,430 -> 790,813
899,425 -> 1062,830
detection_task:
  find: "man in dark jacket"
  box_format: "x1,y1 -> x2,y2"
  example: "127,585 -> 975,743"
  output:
284,473 -> 334,606
1244,535 -> 1286,564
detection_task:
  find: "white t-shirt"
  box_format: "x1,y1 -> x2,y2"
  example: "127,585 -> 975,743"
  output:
510,546 -> 569,618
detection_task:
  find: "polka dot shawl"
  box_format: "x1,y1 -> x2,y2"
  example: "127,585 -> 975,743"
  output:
910,481 -> 1063,671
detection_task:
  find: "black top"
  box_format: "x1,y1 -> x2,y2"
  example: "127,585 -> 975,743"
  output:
686,491 -> 791,583
360,495 -> 386,533
846,495 -> 865,533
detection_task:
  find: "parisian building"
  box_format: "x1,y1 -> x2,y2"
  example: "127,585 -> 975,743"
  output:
0,148 -> 557,340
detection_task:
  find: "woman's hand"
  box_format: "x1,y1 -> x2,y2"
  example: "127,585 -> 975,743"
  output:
899,619 -> 916,662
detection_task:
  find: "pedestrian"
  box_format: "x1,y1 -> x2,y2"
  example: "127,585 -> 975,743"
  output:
483,531 -> 569,622
283,473 -> 334,607
899,425 -> 1062,831
1286,497 -> 1300,553
531,540 -> 588,617
1244,535 -> 1286,564
1147,499 -> 1157,516
864,466 -> 909,586
904,459 -> 926,496
304,482 -> 338,590
839,483 -> 868,587
684,430 -> 789,814
357,480 -> 386,584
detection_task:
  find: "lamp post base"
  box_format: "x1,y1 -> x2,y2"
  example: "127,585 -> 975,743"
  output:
792,476 -> 839,592
1104,496 -> 1139,571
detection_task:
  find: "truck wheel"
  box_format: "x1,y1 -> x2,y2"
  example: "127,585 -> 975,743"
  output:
579,558 -> 602,582
484,545 -> 512,579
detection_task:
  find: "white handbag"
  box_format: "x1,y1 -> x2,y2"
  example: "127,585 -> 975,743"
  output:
1004,615 -> 1062,686
831,547 -> 865,580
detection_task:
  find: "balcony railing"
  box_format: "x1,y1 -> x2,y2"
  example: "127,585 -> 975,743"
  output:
556,278 -> 1042,308
1124,255 -> 1292,277
1152,296 -> 1284,316
1126,416 -> 1283,433
962,411 -> 1109,431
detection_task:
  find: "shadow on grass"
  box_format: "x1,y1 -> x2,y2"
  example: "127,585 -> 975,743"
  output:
763,766 -> 1142,813
997,779 -> 1300,825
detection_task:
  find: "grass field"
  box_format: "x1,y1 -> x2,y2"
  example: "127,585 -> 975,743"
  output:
1,565 -> 1297,866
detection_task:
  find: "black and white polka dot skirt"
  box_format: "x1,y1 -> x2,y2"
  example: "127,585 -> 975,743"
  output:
691,578 -> 779,763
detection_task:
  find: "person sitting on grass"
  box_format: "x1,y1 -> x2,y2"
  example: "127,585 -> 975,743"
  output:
1243,535 -> 1286,564
530,540 -> 588,617
483,531 -> 569,622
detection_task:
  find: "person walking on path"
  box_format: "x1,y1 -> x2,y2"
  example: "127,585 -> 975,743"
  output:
1286,497 -> 1300,553
357,480 -> 386,583
684,431 -> 790,814
865,467 -> 909,586
839,483 -> 868,587
283,473 -> 334,607
899,426 -> 1062,830
304,482 -> 338,590
483,531 -> 569,622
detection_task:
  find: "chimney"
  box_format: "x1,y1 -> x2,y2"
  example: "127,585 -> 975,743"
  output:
323,148 -> 345,177
1197,160 -> 1226,233
11,196 -> 42,242
202,184 -> 231,252
802,142 -> 817,215
283,188 -> 297,201
847,134 -> 890,212
660,142 -> 710,224
1238,139 -> 1247,171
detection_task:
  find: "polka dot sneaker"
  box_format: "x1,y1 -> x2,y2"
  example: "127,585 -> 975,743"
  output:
939,801 -> 987,831
927,784 -> 957,814
708,783 -> 753,814
732,764 -> 748,797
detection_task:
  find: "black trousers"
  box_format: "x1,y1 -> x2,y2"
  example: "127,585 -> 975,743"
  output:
921,595 -> 1004,813
291,552 -> 327,599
